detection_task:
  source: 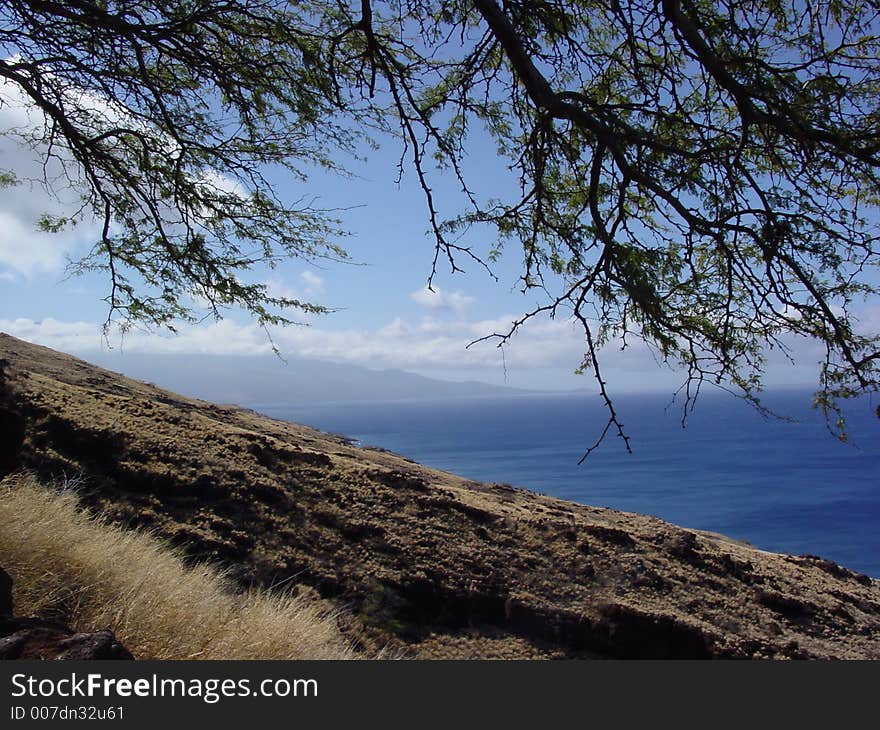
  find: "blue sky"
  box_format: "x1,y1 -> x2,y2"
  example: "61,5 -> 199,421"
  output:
0,75 -> 849,394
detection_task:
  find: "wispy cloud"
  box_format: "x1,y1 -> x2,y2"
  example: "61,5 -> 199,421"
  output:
1,306 -> 830,392
410,285 -> 475,314
299,270 -> 324,296
0,78 -> 100,278
0,313 -> 582,372
0,70 -> 248,281
261,272 -> 326,323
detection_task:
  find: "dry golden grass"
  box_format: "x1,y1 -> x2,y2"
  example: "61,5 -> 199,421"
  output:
0,474 -> 361,660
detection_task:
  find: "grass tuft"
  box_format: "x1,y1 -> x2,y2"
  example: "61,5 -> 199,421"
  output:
0,474 -> 360,659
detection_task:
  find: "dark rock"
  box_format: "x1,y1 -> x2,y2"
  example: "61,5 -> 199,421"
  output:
756,590 -> 817,621
0,567 -> 132,660
668,530 -> 701,561
56,630 -> 134,660
0,358 -> 26,477
0,624 -> 73,660
796,554 -> 874,586
0,619 -> 133,660
0,567 -> 12,617
583,524 -> 637,548
369,470 -> 429,492
595,603 -> 714,659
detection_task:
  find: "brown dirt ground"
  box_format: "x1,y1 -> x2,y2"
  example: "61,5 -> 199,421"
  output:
1,332 -> 878,659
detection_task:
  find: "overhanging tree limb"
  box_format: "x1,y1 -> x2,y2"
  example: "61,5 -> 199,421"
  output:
1,0 -> 878,449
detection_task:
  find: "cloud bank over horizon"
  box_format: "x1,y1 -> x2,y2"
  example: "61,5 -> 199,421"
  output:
0,307 -> 825,394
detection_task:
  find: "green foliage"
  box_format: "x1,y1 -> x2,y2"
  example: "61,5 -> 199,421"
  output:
1,0 -> 357,331
327,0 -> 880,445
2,0 -> 879,446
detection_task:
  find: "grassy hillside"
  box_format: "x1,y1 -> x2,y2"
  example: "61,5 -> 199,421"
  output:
1,332 -> 879,659
0,474 -> 360,660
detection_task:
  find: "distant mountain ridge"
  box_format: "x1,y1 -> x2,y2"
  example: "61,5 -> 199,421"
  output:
85,352 -> 536,407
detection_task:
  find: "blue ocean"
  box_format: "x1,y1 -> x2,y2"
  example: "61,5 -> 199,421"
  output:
254,388 -> 880,577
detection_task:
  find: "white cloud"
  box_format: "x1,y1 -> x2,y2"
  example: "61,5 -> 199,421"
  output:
0,313 -> 581,372
0,210 -> 76,276
0,69 -> 246,280
263,278 -> 300,302
1,311 -> 680,392
0,79 -> 100,277
378,317 -> 411,338
0,306 -> 833,393
261,273 -> 326,324
0,317 -> 273,358
410,285 -> 475,314
299,270 -> 324,296
197,168 -> 247,199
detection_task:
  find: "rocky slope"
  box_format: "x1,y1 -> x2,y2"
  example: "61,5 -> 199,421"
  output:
0,333 -> 878,659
